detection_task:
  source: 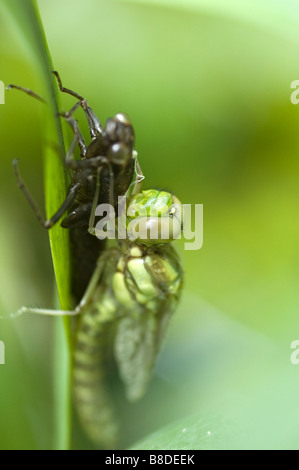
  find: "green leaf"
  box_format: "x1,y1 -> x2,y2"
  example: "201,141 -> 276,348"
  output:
2,0 -> 71,311
118,0 -> 299,44
2,0 -> 72,450
129,413 -> 239,450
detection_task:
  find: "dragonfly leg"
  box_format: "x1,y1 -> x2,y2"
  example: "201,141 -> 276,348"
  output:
5,241 -> 108,320
0,305 -> 81,320
58,115 -> 87,169
53,71 -> 103,139
65,155 -> 108,170
13,159 -> 81,229
14,306 -> 79,317
6,84 -> 45,103
88,166 -> 102,235
63,116 -> 87,160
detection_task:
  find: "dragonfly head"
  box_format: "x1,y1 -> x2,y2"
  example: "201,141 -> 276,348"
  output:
126,189 -> 183,245
104,113 -> 135,165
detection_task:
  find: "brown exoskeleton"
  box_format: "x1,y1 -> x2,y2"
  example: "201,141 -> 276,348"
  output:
8,72 -> 143,301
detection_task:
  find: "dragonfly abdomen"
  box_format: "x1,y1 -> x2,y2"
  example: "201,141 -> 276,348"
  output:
73,303 -> 119,448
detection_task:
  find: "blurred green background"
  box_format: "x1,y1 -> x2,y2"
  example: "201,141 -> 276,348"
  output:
1,0 -> 299,450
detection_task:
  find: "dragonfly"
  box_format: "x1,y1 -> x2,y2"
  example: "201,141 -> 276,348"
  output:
16,189 -> 184,448
9,75 -> 184,448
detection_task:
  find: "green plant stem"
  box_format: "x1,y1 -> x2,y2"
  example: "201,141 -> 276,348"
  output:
2,0 -> 73,450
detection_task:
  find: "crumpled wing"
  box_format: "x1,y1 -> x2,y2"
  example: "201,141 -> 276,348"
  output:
113,299 -> 176,402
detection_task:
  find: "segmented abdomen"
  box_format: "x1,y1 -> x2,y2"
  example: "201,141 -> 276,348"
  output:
73,301 -> 119,449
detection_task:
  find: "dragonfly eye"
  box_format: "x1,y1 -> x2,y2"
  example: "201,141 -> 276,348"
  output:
126,189 -> 183,245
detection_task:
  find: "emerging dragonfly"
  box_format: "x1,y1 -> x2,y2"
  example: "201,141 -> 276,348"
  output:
9,75 -> 184,448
